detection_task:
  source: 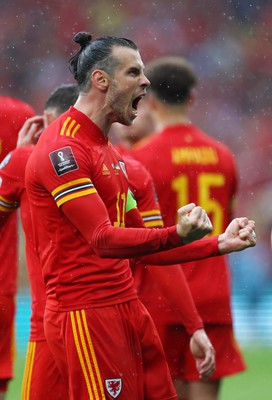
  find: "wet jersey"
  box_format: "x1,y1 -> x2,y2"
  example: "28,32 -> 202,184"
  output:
132,124 -> 238,324
25,107 -> 183,312
0,145 -> 46,340
0,97 -> 35,297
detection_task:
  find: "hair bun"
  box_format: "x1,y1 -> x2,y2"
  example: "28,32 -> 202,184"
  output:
74,32 -> 92,48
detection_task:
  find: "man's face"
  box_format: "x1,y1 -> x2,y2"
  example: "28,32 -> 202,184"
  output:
107,46 -> 150,126
113,98 -> 154,145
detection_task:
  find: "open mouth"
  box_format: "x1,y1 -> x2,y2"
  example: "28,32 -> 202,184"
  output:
132,95 -> 144,113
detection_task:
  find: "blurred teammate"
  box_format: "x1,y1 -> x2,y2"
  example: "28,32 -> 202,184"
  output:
0,85 -> 78,399
130,56 -> 246,400
0,97 -> 35,400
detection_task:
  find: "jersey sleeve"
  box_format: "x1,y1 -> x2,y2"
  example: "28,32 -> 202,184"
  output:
61,194 -> 182,258
125,155 -> 164,228
33,139 -> 184,258
0,148 -> 29,222
135,236 -> 220,265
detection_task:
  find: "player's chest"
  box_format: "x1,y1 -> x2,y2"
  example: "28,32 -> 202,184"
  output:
90,146 -> 129,206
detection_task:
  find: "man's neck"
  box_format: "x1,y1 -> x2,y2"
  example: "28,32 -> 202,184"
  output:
154,113 -> 191,131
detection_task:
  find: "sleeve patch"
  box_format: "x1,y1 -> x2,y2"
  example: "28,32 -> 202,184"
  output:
49,146 -> 79,176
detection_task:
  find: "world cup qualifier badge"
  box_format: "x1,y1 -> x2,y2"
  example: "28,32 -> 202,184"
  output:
49,146 -> 79,176
105,378 -> 122,398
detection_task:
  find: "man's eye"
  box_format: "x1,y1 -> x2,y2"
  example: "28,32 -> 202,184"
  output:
129,69 -> 139,76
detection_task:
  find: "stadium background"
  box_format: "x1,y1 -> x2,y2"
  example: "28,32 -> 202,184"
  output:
1,0 -> 271,398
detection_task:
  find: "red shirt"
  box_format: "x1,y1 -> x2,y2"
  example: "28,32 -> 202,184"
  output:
0,145 -> 46,340
132,124 -> 238,324
121,154 -> 164,228
25,107 -> 182,312
119,153 -> 203,333
0,97 -> 35,297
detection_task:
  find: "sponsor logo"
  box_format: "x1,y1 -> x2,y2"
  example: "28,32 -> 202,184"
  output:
102,163 -> 110,175
105,378 -> 122,398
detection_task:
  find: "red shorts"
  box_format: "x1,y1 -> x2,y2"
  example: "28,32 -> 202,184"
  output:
156,323 -> 246,381
21,340 -> 68,400
44,299 -> 177,400
0,295 -> 15,383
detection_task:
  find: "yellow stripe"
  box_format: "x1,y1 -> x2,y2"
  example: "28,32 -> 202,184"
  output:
66,119 -> 76,136
0,195 -> 15,204
51,178 -> 92,197
81,310 -> 106,399
140,209 -> 161,217
76,311 -> 105,400
60,117 -> 72,136
56,188 -> 96,207
70,311 -> 94,399
21,341 -> 36,400
144,220 -> 164,228
71,123 -> 81,138
0,205 -> 13,212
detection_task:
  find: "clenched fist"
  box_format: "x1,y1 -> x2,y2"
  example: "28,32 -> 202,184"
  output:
176,203 -> 213,244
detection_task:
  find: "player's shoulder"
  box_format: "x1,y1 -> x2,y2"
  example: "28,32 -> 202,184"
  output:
123,154 -> 151,177
196,126 -> 234,156
0,145 -> 34,171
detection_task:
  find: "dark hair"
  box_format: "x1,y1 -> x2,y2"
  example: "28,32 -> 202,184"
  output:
44,84 -> 79,113
69,32 -> 138,92
145,56 -> 197,105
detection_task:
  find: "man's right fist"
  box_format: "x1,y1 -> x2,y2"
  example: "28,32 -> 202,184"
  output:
176,203 -> 213,244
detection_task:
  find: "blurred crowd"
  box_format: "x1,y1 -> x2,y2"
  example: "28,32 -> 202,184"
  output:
1,0 -> 272,303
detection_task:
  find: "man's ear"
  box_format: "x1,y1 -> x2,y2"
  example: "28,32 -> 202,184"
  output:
92,70 -> 109,91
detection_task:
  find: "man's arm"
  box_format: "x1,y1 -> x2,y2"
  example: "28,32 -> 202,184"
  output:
136,217 -> 256,265
62,195 -> 212,258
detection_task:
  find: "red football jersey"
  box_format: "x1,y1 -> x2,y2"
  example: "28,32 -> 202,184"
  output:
121,154 -> 164,228
132,124 -> 238,324
25,107 -> 183,312
0,145 -> 46,340
0,97 -> 35,297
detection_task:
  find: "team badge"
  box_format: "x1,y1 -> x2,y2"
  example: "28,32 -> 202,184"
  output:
105,378 -> 122,398
49,146 -> 78,176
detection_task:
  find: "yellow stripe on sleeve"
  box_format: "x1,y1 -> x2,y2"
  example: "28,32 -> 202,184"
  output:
144,220 -> 164,228
60,117 -> 72,136
140,209 -> 162,217
56,188 -> 96,207
51,178 -> 92,197
0,205 -> 13,212
71,124 -> 81,138
65,119 -> 76,136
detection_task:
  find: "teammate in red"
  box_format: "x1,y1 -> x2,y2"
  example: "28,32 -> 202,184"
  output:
25,33 -> 256,400
0,85 -> 79,400
0,97 -> 35,400
130,56 -> 247,400
116,152 -> 216,378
